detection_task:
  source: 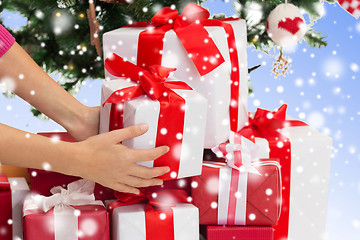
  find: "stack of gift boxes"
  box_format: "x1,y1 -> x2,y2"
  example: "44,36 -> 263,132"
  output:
0,3 -> 332,240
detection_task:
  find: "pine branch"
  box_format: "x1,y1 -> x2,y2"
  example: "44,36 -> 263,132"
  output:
304,29 -> 327,48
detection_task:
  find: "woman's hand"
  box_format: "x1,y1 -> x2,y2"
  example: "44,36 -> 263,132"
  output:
69,124 -> 170,194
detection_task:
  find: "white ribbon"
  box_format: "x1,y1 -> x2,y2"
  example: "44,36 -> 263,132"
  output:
210,131 -> 281,225
23,179 -> 104,240
212,132 -> 261,175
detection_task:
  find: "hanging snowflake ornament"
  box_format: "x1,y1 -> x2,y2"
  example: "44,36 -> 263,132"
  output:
272,49 -> 291,78
266,3 -> 307,47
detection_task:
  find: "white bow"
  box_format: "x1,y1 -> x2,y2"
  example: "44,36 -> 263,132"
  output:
23,179 -> 104,240
212,134 -> 261,175
31,179 -> 103,212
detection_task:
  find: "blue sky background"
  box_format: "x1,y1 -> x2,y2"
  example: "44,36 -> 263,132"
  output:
1,1 -> 360,239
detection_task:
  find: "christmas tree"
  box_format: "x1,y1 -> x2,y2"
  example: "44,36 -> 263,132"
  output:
0,0 -> 334,115
0,0 -> 200,116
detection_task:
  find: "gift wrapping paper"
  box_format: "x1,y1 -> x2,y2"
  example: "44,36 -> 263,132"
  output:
28,132 -> 114,201
102,5 -> 248,149
108,202 -> 199,240
100,79 -> 207,180
191,160 -> 281,226
0,175 -> 29,240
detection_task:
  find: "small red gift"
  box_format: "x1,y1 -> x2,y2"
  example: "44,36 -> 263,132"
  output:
192,134 -> 281,226
23,180 -> 109,240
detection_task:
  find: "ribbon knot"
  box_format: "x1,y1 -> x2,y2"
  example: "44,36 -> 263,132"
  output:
30,180 -> 102,213
212,134 -> 261,175
104,54 -> 192,106
105,53 -> 177,101
140,65 -> 177,100
242,104 -> 307,141
152,3 -> 210,27
109,189 -> 190,212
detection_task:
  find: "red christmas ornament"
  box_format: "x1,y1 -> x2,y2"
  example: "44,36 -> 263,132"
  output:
266,3 -> 307,47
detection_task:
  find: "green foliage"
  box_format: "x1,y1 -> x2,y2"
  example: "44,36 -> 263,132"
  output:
0,0 -> 199,115
304,28 -> 327,48
0,0 -> 200,88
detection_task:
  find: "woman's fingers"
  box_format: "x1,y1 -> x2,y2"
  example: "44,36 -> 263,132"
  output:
134,146 -> 170,162
112,182 -> 140,195
122,175 -> 163,188
96,124 -> 149,144
129,165 -> 170,179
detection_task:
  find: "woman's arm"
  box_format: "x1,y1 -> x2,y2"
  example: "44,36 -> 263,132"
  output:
0,26 -> 170,193
0,123 -> 170,194
0,42 -> 98,141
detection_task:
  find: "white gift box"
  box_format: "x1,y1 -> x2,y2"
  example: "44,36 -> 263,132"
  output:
100,79 -> 207,180
253,116 -> 332,240
109,203 -> 199,240
103,19 -> 248,149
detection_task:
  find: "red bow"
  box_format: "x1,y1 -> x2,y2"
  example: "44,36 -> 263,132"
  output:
152,3 -> 210,27
130,3 -> 225,76
240,104 -> 307,141
109,189 -> 190,211
104,53 -> 192,105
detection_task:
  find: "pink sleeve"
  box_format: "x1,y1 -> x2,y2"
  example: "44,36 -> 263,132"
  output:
0,24 -> 15,58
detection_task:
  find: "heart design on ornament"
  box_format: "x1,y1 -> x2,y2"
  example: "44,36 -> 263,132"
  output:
278,17 -> 304,35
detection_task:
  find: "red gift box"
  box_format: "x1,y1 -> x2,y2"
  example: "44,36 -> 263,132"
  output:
29,132 -> 114,201
23,180 -> 110,240
0,174 -> 12,239
192,159 -> 281,226
206,226 -> 274,240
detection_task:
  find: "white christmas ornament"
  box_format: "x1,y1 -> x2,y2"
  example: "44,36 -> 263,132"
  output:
267,3 -> 307,47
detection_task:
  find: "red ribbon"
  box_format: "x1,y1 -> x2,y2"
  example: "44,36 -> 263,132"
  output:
124,3 -> 242,132
0,174 -> 12,239
132,3 -> 225,76
238,104 -> 307,240
108,190 -> 189,240
104,54 -> 192,180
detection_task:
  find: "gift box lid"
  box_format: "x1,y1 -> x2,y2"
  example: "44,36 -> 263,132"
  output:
8,177 -> 29,191
206,226 -> 274,240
